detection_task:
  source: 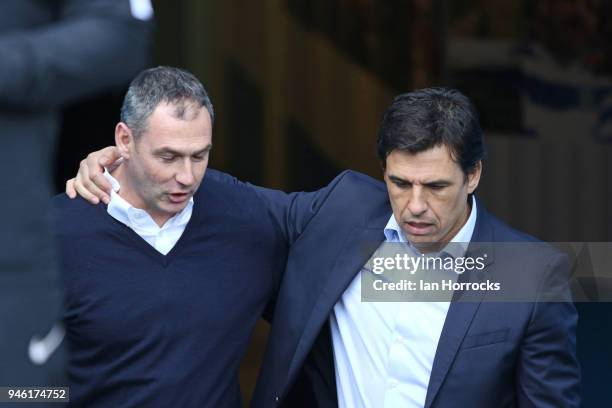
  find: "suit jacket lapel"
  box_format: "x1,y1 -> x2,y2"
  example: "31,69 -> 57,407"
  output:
424,202 -> 496,408
285,225 -> 385,388
424,290 -> 484,408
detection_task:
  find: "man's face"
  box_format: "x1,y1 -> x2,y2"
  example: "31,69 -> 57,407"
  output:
384,144 -> 481,247
118,102 -> 212,225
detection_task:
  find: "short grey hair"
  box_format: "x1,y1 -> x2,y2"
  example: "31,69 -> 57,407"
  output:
120,66 -> 214,138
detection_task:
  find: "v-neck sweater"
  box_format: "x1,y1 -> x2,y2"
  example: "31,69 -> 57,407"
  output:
53,169 -> 286,408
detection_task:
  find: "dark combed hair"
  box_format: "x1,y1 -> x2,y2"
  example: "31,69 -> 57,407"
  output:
120,66 -> 214,138
377,87 -> 486,174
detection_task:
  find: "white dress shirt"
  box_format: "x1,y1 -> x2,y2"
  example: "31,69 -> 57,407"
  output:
104,171 -> 193,255
330,197 -> 477,408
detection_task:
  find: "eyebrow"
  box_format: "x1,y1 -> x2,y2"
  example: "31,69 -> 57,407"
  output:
388,174 -> 452,187
153,143 -> 212,156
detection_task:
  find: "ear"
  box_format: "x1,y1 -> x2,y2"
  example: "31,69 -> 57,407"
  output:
115,122 -> 133,160
466,161 -> 482,194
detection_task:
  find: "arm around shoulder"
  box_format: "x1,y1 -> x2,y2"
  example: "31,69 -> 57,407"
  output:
250,171 -> 354,246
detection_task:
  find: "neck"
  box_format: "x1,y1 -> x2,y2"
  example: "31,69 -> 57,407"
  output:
447,198 -> 472,243
445,198 -> 472,243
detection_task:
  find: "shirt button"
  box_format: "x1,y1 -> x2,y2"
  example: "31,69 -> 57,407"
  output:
388,379 -> 399,389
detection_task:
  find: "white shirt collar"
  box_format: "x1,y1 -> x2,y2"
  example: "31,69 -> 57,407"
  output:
104,169 -> 194,234
384,195 -> 478,258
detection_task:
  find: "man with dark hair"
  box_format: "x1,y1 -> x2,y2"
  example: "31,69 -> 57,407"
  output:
377,88 -> 485,173
374,88 -> 485,248
68,87 -> 579,407
54,66 -> 285,407
251,87 -> 579,407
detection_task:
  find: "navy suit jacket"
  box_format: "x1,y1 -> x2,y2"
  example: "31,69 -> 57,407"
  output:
252,170 -> 580,408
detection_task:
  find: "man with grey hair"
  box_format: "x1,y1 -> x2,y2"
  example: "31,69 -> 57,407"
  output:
53,66 -> 286,407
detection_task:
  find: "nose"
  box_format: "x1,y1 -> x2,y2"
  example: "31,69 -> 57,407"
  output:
175,160 -> 195,186
406,187 -> 427,216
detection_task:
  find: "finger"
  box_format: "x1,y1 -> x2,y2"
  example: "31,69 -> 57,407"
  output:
74,172 -> 100,205
77,160 -> 110,204
85,151 -> 105,175
66,178 -> 76,199
79,170 -> 110,205
99,146 -> 121,167
83,152 -> 113,196
78,158 -> 92,193
90,171 -> 112,203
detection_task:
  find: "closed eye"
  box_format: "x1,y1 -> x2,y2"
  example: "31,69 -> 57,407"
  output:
192,153 -> 208,162
389,176 -> 411,188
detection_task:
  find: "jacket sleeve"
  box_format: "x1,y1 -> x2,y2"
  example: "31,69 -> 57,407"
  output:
516,253 -> 581,407
0,0 -> 153,109
251,171 -> 350,247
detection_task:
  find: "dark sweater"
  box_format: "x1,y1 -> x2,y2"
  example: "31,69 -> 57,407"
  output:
53,169 -> 287,408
